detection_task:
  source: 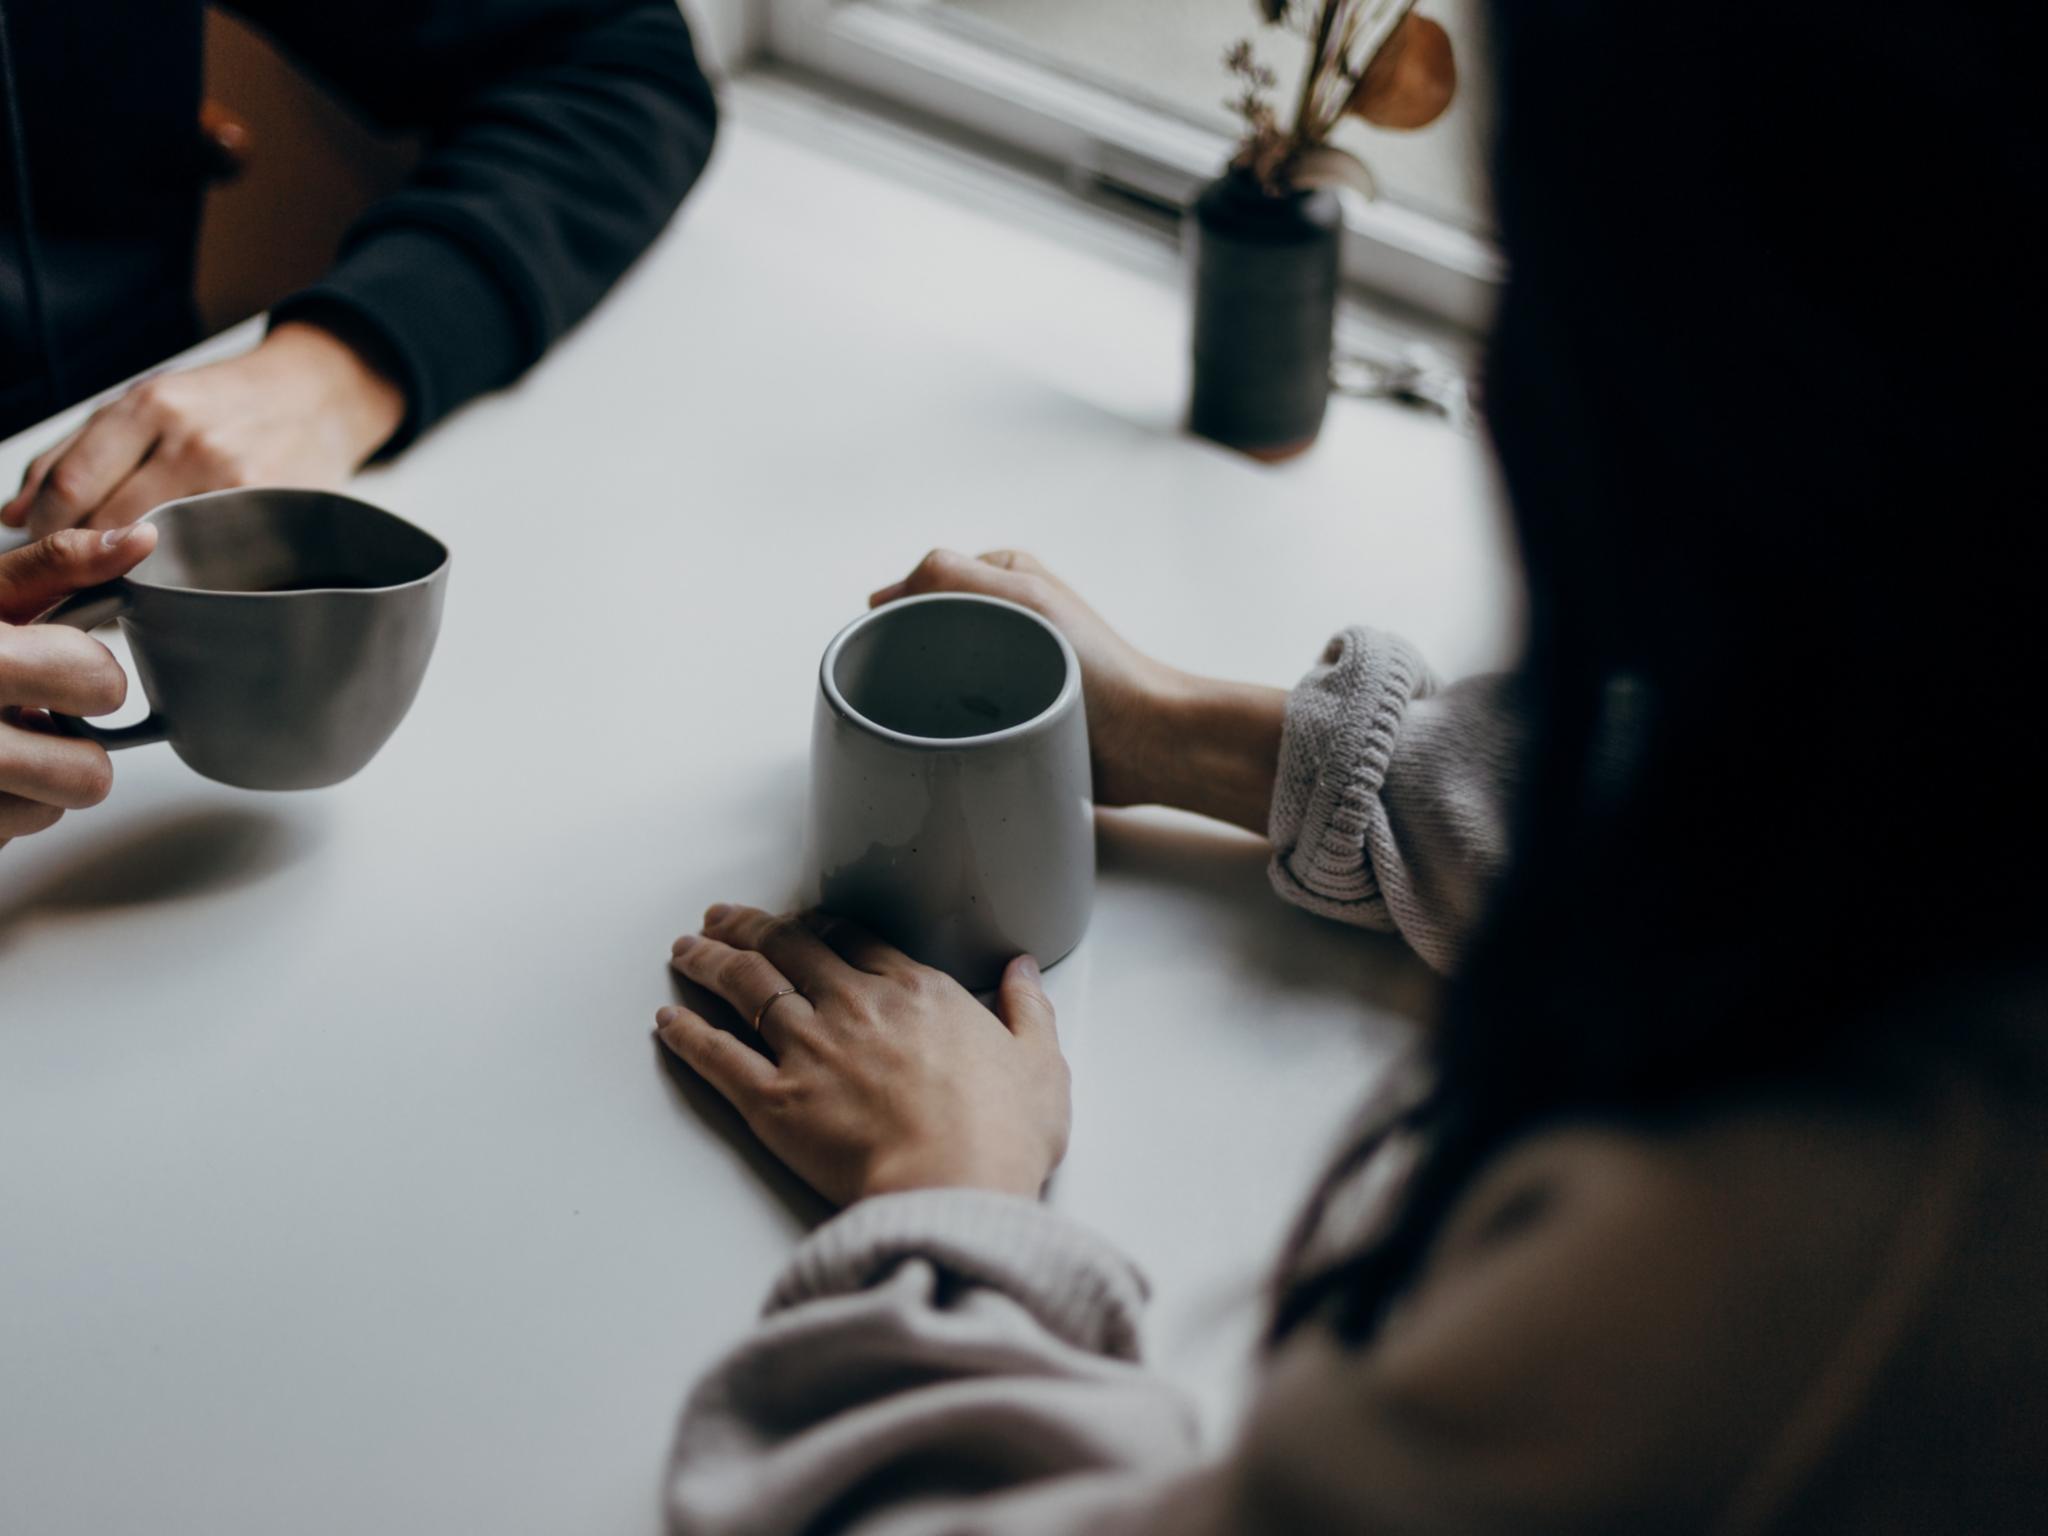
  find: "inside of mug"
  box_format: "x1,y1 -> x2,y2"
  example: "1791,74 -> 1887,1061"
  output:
833,599 -> 1068,740
134,490 -> 447,594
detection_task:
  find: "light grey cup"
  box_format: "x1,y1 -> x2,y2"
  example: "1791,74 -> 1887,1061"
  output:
808,592 -> 1095,990
35,488 -> 449,791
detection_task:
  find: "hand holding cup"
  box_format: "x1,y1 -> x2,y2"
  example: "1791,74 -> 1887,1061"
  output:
870,549 -> 1184,810
0,525 -> 159,851
869,549 -> 1288,838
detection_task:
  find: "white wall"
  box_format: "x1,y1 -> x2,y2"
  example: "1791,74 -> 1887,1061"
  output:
685,0 -> 766,78
934,0 -> 1493,237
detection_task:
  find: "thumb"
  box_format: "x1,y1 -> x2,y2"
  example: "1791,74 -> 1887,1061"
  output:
871,547 -> 1037,610
0,524 -> 160,625
996,954 -> 1056,1042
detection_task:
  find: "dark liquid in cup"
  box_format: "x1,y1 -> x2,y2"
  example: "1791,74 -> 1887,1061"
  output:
246,574 -> 387,593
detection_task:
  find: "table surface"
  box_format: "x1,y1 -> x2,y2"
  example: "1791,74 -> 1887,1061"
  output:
0,79 -> 1518,1536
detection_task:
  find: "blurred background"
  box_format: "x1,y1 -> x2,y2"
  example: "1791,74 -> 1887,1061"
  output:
194,12 -> 414,333
900,0 -> 1490,237
196,0 -> 1494,338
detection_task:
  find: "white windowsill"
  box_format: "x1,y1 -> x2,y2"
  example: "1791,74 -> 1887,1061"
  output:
724,67 -> 1486,393
750,0 -> 1503,332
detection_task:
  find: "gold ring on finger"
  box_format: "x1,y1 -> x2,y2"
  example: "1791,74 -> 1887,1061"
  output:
753,985 -> 800,1033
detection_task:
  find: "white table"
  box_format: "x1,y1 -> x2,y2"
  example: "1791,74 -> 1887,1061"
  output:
0,79 -> 1517,1536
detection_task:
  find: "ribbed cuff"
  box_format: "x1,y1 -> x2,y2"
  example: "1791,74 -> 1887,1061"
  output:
272,222 -> 532,455
1268,626 -> 1434,918
767,1190 -> 1153,1361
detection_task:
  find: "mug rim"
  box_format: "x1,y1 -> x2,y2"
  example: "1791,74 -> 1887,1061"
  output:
819,592 -> 1082,750
125,487 -> 450,598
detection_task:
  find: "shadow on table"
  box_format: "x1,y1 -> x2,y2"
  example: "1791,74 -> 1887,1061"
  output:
0,804 -> 322,953
654,972 -> 834,1233
1096,811 -> 1440,1031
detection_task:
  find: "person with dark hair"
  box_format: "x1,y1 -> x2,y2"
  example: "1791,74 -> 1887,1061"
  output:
647,3 -> 2043,1530
0,0 -> 716,535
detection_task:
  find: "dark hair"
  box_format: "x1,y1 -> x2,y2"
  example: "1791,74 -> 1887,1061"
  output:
1275,1 -> 2046,1344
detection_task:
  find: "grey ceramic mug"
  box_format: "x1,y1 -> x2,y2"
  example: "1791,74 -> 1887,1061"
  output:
808,592 -> 1095,990
35,488 -> 449,791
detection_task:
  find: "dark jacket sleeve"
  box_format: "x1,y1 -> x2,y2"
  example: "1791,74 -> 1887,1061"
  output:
229,0 -> 718,449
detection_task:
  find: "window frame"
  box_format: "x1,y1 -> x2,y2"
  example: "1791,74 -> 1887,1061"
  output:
755,0 -> 1503,332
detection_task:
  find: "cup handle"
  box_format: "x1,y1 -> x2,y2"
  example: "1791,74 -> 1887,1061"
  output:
33,583 -> 170,750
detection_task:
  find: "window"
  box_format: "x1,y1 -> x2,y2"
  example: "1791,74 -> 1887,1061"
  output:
762,0 -> 1502,330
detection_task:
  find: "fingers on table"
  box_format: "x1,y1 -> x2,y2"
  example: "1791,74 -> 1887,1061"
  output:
701,903 -> 859,993
86,465 -> 195,534
670,929 -> 811,1051
655,1005 -> 778,1108
1,428 -> 81,528
800,910 -> 916,977
13,396 -> 161,537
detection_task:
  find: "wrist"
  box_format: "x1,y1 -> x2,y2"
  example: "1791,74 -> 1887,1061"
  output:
858,1148 -> 1050,1204
263,320 -> 407,464
1118,663 -> 1203,805
1144,671 -> 1287,836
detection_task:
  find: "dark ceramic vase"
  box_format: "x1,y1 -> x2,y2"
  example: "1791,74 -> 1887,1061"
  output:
1187,169 -> 1343,461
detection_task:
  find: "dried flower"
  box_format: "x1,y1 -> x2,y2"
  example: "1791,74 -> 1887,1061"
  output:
1224,38 -> 1282,141
1223,1 -> 1453,192
1222,40 -> 1275,89
1345,14 -> 1456,129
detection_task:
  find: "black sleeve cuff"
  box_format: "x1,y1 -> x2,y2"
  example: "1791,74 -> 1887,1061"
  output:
270,224 -> 532,455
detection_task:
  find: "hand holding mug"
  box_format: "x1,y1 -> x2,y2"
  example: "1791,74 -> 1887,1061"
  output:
0,525 -> 160,850
658,904 -> 1070,1207
870,550 -> 1288,836
871,549 -> 1180,810
34,489 -> 450,791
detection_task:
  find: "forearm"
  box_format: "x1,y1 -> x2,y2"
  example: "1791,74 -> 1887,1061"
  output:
256,321 -> 406,467
4,322 -> 409,537
1134,672 -> 1288,837
866,554 -> 1520,960
1123,623 -> 1525,971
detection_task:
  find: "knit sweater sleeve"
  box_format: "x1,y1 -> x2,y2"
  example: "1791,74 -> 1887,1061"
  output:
666,1190 -> 1215,1536
1267,627 -> 1525,972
